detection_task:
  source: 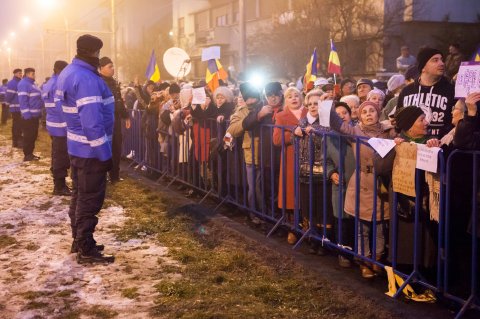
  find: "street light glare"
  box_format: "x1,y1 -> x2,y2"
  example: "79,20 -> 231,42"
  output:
37,0 -> 57,8
23,16 -> 31,26
10,32 -> 16,38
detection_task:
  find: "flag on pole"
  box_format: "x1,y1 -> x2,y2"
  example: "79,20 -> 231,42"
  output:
145,49 -> 161,82
328,39 -> 342,75
206,59 -> 228,92
304,48 -> 317,84
471,44 -> 480,62
206,59 -> 220,92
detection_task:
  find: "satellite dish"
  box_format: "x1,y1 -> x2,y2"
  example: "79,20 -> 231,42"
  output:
163,47 -> 192,78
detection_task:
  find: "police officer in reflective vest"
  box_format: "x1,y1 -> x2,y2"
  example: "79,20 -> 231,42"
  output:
18,68 -> 44,161
42,60 -> 71,195
5,69 -> 23,148
55,34 -> 115,264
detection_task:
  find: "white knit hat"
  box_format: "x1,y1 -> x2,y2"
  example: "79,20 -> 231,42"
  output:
213,86 -> 234,103
387,74 -> 405,92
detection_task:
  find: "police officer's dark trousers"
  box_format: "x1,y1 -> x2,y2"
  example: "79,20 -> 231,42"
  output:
1,103 -> 9,124
69,156 -> 111,252
11,112 -> 22,146
22,117 -> 39,157
51,136 -> 70,186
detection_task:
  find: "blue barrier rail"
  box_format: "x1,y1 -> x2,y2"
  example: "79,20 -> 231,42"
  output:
122,109 -> 479,318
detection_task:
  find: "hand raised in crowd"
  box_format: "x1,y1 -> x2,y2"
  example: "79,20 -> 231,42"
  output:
465,92 -> 480,116
426,138 -> 441,148
330,172 -> 340,185
125,118 -> 131,129
257,105 -> 273,119
217,115 -> 225,123
320,92 -> 333,101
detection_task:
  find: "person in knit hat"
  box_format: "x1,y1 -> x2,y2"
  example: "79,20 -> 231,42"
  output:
356,78 -> 374,103
397,47 -> 455,139
380,74 -> 406,121
329,96 -> 396,279
99,56 -> 130,184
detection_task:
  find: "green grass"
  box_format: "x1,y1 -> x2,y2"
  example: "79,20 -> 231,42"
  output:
121,287 -> 139,299
0,235 -> 17,248
108,179 -> 394,319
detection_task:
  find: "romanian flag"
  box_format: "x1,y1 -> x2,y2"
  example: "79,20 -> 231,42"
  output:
471,45 -> 480,62
206,59 -> 228,92
304,48 -> 317,86
327,39 -> 341,75
145,49 -> 161,82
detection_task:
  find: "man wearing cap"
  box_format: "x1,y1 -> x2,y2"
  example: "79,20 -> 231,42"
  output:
380,74 -> 406,121
18,68 -> 44,161
356,78 -> 373,103
242,81 -> 283,213
396,46 -> 416,74
55,34 -> 115,264
42,60 -> 71,195
5,69 -> 23,148
397,47 -> 455,138
99,56 -> 130,184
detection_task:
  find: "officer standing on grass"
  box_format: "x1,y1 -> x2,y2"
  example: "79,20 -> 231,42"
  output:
98,56 -> 130,184
18,68 -> 44,161
55,34 -> 115,264
42,60 -> 71,195
5,69 -> 23,148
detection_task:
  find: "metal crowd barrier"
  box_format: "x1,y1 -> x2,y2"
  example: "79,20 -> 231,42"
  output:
121,110 -> 479,318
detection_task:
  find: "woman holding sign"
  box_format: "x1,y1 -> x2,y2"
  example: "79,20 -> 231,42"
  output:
375,106 -> 440,281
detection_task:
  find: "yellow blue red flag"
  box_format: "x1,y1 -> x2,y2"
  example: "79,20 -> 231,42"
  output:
471,45 -> 480,62
145,49 -> 161,82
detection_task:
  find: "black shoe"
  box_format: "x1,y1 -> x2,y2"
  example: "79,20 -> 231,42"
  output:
24,154 -> 40,161
53,185 -> 72,196
76,249 -> 114,264
70,241 -> 105,254
110,177 -> 124,184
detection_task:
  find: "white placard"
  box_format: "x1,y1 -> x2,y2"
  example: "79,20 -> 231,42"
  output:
455,61 -> 480,98
416,144 -> 440,173
192,87 -> 206,105
368,138 -> 396,158
201,46 -> 221,61
318,100 -> 333,127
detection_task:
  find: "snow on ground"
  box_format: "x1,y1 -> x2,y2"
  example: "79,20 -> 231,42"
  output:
0,144 -> 179,319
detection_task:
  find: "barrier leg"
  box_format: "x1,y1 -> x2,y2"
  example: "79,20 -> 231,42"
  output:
267,216 -> 286,238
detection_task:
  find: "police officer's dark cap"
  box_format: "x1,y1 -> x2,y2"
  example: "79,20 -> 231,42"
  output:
54,60 -> 68,71
24,67 -> 35,74
76,34 -> 103,53
13,68 -> 22,74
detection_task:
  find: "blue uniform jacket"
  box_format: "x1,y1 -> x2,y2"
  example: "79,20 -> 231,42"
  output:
55,58 -> 114,161
18,77 -> 44,119
42,75 -> 66,137
0,84 -> 6,103
5,77 -> 21,113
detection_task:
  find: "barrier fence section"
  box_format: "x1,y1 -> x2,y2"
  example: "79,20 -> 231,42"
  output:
122,109 -> 479,318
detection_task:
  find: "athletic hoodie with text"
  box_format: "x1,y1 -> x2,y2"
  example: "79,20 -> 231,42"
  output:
397,76 -> 456,138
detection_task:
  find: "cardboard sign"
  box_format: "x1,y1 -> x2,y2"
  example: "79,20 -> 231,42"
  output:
416,144 -> 440,173
455,61 -> 480,98
192,87 -> 206,105
319,100 -> 333,127
392,143 -> 417,197
368,138 -> 396,158
201,46 -> 221,61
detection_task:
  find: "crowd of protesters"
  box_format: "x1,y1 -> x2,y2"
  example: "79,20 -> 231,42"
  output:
1,41 -> 479,301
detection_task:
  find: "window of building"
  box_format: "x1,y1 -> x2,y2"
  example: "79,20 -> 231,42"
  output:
195,10 -> 210,31
178,17 -> 185,36
216,15 -> 228,26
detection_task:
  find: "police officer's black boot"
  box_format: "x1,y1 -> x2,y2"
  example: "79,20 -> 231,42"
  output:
53,178 -> 72,196
70,239 -> 105,253
76,238 -> 114,264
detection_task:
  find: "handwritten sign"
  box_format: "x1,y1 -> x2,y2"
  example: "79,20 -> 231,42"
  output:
455,61 -> 480,98
201,46 -> 221,61
392,143 -> 417,197
319,100 -> 333,127
368,138 -> 396,158
416,144 -> 440,173
192,87 -> 206,105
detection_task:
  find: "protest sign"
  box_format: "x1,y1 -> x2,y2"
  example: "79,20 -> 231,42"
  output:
416,144 -> 440,173
319,100 -> 333,127
455,61 -> 480,98
201,46 -> 221,61
392,143 -> 417,197
368,138 -> 396,158
192,87 -> 207,105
